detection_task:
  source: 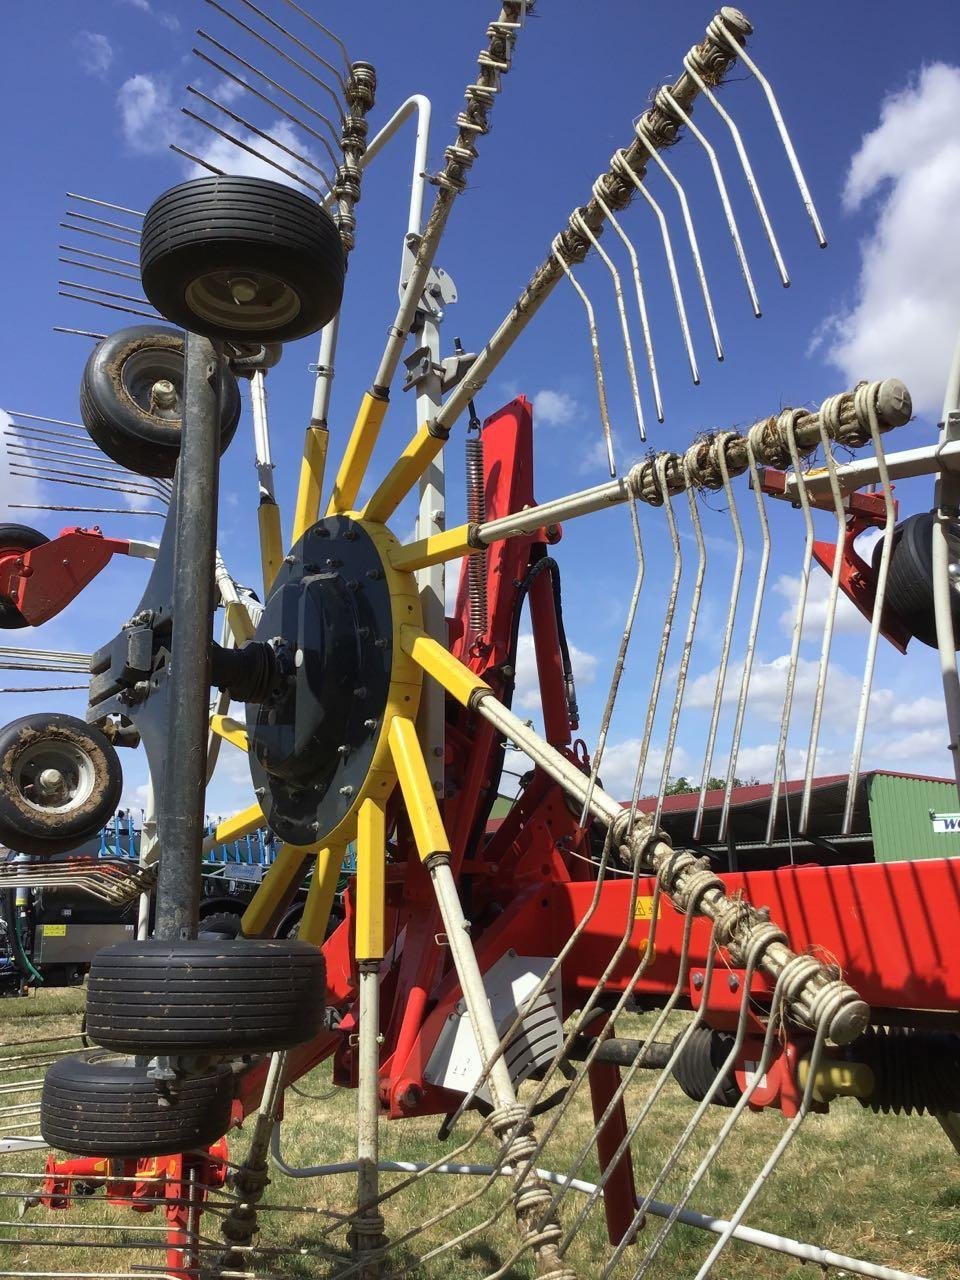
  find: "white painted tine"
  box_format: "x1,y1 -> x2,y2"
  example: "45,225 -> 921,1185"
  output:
658,85 -> 761,317
714,13 -> 827,247
844,389 -> 896,831
655,470 -> 707,829
766,410 -> 814,845
572,209 -> 646,442
720,432 -> 771,842
694,433 -> 745,840
613,150 -> 700,386
632,124 -> 725,361
551,237 -> 615,475
682,52 -> 790,287
798,395 -> 849,833
593,182 -> 664,423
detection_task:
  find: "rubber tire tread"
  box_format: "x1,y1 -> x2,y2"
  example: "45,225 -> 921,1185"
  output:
875,511 -> 960,649
140,176 -> 345,343
198,911 -> 243,939
41,1049 -> 232,1157
671,1026 -> 740,1108
86,937 -> 326,1054
0,525 -> 48,629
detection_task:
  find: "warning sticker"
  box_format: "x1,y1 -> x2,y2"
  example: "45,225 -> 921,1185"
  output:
43,924 -> 67,937
633,896 -> 658,921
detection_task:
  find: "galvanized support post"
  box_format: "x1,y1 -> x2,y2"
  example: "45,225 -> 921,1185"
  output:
153,332 -> 222,942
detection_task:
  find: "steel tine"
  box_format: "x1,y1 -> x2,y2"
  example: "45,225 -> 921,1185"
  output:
843,389 -> 895,831
798,396 -> 848,833
170,143 -> 226,175
6,441 -> 146,477
632,124 -> 724,361
10,502 -> 165,516
196,31 -> 343,159
693,433 -> 745,840
274,0 -> 351,74
193,47 -> 342,175
682,52 -> 790,287
572,209 -> 646,442
613,150 -> 701,384
592,183 -> 664,422
714,13 -> 827,247
63,209 -> 142,238
58,256 -> 141,283
7,423 -> 106,450
231,0 -> 348,97
185,86 -> 335,191
657,85 -> 761,317
65,192 -> 145,219
719,432 -> 771,843
57,223 -> 139,249
9,468 -> 169,503
6,410 -> 90,429
58,244 -> 139,270
766,410 -> 814,845
58,279 -> 155,310
180,107 -> 327,198
52,326 -> 108,340
551,236 -> 615,476
58,290 -> 158,319
203,0 -> 346,126
630,456 -> 683,808
654,469 -> 707,828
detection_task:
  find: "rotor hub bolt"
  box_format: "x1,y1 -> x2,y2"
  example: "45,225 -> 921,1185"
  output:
150,379 -> 178,410
37,768 -> 65,797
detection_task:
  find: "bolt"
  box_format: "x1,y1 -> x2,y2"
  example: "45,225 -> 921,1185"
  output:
347,579 -> 359,590
728,974 -> 740,992
316,527 -> 330,538
339,785 -> 354,797
354,687 -> 367,698
337,744 -> 350,755
363,718 -> 378,730
432,746 -> 443,757
692,972 -> 704,990
150,379 -> 178,411
374,636 -> 388,649
284,554 -> 295,565
254,786 -> 266,798
366,568 -> 382,580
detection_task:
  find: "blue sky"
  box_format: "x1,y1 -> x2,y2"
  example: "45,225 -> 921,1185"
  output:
2,1 -> 960,821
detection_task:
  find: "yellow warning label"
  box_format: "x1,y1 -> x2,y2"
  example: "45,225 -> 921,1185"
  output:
43,924 -> 67,937
634,896 -> 658,921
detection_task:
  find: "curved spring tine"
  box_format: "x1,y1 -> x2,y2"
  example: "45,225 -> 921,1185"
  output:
572,209 -> 646,442
658,85 -> 761,317
551,237 -> 615,475
232,0 -> 349,98
275,0 -> 352,75
654,467 -> 707,829
631,126 -> 724,361
682,52 -> 790,287
843,390 -> 896,831
612,150 -> 700,384
715,14 -> 827,247
766,411 -> 814,845
798,396 -> 848,832
593,182 -> 664,423
719,433 -> 771,842
693,434 -> 745,840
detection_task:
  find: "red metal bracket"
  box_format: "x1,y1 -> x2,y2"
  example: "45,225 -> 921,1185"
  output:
0,527 -> 132,626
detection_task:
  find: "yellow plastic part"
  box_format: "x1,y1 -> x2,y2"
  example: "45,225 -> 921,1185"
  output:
224,601 -> 255,646
205,802 -> 263,849
258,499 -> 284,596
389,717 -> 450,862
209,714 -> 249,752
326,392 -> 389,515
292,424 -> 329,544
402,626 -> 490,708
390,524 -> 473,573
797,1055 -> 875,1103
298,845 -> 344,945
240,841 -> 317,939
355,799 -> 386,961
361,424 -> 445,525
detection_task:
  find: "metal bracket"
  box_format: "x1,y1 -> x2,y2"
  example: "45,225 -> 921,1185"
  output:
399,232 -> 458,312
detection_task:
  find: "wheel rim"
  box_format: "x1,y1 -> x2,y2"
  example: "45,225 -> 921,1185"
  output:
13,739 -> 97,815
119,347 -> 183,422
184,268 -> 302,333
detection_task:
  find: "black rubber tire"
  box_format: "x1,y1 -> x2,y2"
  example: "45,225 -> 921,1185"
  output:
199,911 -> 243,939
140,176 -> 345,344
0,525 -> 48,629
79,325 -> 241,479
874,511 -> 960,649
41,1048 -> 233,1157
86,937 -> 326,1055
671,1026 -> 741,1108
0,713 -> 122,856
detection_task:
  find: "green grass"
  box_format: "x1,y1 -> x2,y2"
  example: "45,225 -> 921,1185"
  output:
0,986 -> 956,1278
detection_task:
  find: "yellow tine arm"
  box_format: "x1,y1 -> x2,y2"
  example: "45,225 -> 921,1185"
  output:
201,802 -> 263,854
298,845 -> 345,945
390,524 -> 473,573
258,498 -> 284,595
389,717 -> 450,863
326,392 -> 389,516
293,424 -> 329,544
355,798 -> 386,962
209,714 -> 249,752
361,423 -> 445,526
401,625 -> 491,708
241,841 -> 317,939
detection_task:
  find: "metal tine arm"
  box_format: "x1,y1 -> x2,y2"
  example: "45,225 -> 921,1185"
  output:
58,244 -> 138,270
170,143 -> 225,176
275,0 -> 351,74
57,222 -> 139,250
682,51 -> 790,286
713,10 -> 827,247
180,106 -> 327,198
230,0 -> 349,98
63,209 -> 142,238
57,280 -> 155,310
58,256 -> 141,283
65,192 -> 145,219
58,289 -> 157,320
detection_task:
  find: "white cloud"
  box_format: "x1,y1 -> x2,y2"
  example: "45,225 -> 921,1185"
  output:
532,389 -> 579,428
592,740 -> 692,802
0,411 -> 43,520
118,0 -> 180,31
186,118 -> 323,189
117,73 -> 179,154
74,32 -> 114,78
512,632 -> 597,712
818,63 -> 960,415
773,569 -> 868,641
579,430 -> 618,476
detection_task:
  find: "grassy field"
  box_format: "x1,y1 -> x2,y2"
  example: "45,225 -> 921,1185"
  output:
0,986 -> 956,1279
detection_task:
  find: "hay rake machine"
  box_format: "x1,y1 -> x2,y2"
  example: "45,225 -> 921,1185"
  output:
1,3 -> 959,1278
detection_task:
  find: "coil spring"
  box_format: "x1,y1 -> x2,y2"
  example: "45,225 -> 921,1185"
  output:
466,430 -> 488,635
850,1026 -> 960,1115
